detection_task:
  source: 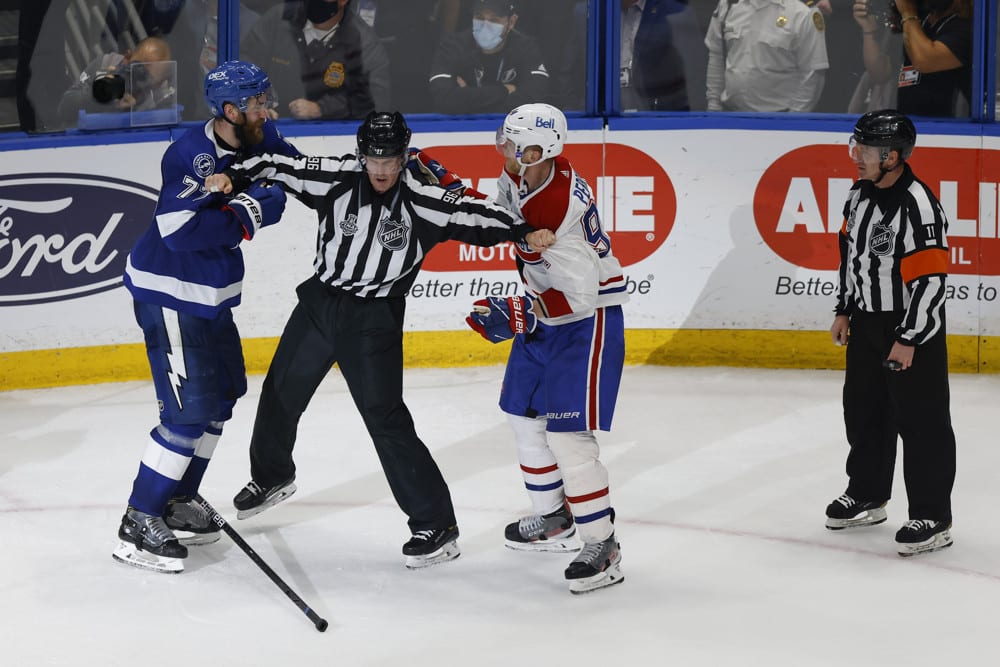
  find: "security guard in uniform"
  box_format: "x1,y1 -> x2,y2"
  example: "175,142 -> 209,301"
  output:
705,0 -> 829,112
242,0 -> 391,120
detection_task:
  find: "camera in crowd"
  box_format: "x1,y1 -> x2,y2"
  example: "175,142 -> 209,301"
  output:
91,65 -> 150,104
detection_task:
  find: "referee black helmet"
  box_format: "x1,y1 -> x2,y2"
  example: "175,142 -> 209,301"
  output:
357,111 -> 411,158
853,109 -> 917,160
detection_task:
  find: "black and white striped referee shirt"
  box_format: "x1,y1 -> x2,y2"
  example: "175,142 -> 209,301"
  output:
835,163 -> 950,346
226,152 -> 528,298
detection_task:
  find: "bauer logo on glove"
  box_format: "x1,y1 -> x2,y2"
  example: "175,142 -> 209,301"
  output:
466,296 -> 537,343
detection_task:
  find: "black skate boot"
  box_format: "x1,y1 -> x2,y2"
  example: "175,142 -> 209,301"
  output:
895,519 -> 953,557
164,496 -> 222,546
233,476 -> 297,519
564,533 -> 623,594
402,525 -> 460,569
112,506 -> 188,573
825,494 -> 887,530
505,504 -> 579,552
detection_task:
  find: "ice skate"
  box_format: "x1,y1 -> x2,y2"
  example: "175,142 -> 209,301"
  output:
825,494 -> 887,530
895,519 -> 953,557
233,477 -> 297,519
505,504 -> 579,552
403,525 -> 460,569
164,496 -> 221,546
112,507 -> 188,574
564,533 -> 623,594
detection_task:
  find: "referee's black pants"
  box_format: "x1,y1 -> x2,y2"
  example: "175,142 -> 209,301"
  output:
248,275 -> 457,532
842,310 -> 956,523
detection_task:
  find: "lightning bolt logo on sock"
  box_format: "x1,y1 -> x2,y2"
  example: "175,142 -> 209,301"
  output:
161,308 -> 187,410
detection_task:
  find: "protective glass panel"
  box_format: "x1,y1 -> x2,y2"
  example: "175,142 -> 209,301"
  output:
16,0 -> 222,132
698,0 -> 972,116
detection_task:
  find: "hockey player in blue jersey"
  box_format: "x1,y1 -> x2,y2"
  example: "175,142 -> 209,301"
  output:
113,60 -> 300,573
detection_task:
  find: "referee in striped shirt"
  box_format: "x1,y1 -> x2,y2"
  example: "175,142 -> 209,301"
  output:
206,111 -> 554,568
825,109 -> 956,557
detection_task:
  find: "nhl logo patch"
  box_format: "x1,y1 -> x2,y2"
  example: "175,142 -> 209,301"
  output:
377,216 -> 409,250
869,221 -> 895,256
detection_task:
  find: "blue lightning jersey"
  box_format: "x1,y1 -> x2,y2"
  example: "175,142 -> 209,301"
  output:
123,120 -> 299,318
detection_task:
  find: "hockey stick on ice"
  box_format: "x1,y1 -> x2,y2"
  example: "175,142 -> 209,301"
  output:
194,494 -> 329,633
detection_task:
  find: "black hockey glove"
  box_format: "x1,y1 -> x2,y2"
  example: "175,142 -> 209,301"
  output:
225,181 -> 287,240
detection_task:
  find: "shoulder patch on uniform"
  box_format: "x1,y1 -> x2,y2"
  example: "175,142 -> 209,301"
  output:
324,62 -> 346,88
193,153 -> 215,178
442,189 -> 460,204
812,11 -> 825,31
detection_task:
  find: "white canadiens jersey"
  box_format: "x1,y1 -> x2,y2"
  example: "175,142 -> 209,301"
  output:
495,156 -> 628,325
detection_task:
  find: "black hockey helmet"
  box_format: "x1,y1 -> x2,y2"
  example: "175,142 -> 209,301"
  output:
357,111 -> 411,158
853,109 -> 917,160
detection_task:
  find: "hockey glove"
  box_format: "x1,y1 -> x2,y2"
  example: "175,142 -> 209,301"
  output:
466,296 -> 537,343
407,147 -> 465,189
225,180 -> 287,240
406,147 -> 487,199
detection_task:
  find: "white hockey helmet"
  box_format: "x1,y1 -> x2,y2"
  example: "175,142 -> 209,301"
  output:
496,103 -> 567,167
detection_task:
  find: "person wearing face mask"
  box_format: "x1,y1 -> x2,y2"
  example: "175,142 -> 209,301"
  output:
203,111 -> 554,570
853,0 -> 972,117
826,110 -> 956,558
241,0 -> 390,120
428,0 -> 550,114
113,62 -> 300,574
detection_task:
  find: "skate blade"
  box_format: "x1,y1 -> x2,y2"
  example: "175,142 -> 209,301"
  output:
112,541 -> 184,574
505,536 -> 581,553
176,531 -> 222,546
568,563 -> 624,595
235,484 -> 297,520
405,541 -> 461,569
825,507 -> 888,530
897,531 -> 953,557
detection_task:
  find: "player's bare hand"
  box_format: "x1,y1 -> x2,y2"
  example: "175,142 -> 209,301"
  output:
526,229 -> 555,252
205,173 -> 233,194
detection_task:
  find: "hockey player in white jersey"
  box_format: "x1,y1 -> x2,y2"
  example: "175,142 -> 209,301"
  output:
466,103 -> 628,593
113,61 -> 299,573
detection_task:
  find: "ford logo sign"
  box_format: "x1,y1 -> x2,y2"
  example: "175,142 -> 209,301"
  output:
0,173 -> 156,305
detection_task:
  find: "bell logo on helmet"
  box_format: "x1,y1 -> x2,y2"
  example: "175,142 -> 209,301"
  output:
535,116 -> 555,129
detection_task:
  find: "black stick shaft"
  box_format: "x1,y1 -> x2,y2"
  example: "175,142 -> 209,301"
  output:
194,494 -> 329,632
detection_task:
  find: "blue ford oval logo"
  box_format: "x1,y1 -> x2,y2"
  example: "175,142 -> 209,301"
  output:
0,173 -> 157,305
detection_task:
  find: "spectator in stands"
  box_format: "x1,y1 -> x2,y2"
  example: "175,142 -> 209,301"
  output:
57,36 -> 175,125
805,0 -> 868,113
242,0 -> 390,120
18,0 -> 68,133
353,0 -> 460,113
854,0 -> 972,117
621,0 -> 689,112
511,0 -> 588,110
428,0 -> 550,115
705,0 -> 829,112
